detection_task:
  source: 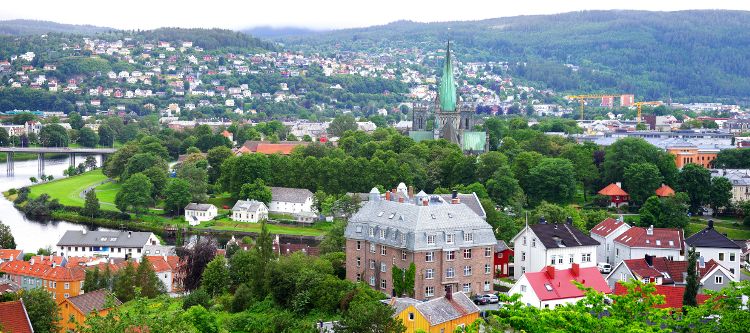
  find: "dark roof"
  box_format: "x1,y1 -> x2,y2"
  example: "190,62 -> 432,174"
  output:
495,240 -> 510,252
271,187 -> 313,203
66,289 -> 121,314
185,203 -> 215,211
686,226 -> 741,249
414,292 -> 479,326
529,223 -> 600,248
436,193 -> 486,219
57,230 -> 155,248
0,300 -> 33,333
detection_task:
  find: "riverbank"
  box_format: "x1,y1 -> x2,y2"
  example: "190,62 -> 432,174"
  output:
0,152 -> 69,162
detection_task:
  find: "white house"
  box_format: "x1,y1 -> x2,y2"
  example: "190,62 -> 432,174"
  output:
509,264 -> 611,309
269,187 -> 314,214
606,255 -> 736,291
685,220 -> 742,278
590,217 -> 630,265
231,200 -> 268,223
184,203 -> 218,226
144,255 -> 181,294
56,230 -> 160,260
511,218 -> 600,280
612,226 -> 684,267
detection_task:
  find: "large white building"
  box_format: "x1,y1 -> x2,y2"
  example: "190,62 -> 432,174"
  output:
511,218 -> 600,280
231,200 -> 268,223
56,230 -> 160,260
184,203 -> 217,225
710,169 -> 750,204
269,187 -> 314,214
590,217 -> 630,265
685,220 -> 742,278
612,226 -> 684,267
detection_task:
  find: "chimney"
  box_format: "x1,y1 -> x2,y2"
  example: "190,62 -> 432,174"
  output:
398,197 -> 404,203
645,254 -> 654,266
546,266 -> 555,279
128,231 -> 132,238
539,216 -> 547,224
82,229 -> 87,235
444,285 -> 452,300
385,191 -> 391,201
647,225 -> 653,235
616,182 -> 622,188
30,259 -> 34,265
571,263 -> 580,277
566,217 -> 573,225
708,220 -> 714,229
408,186 -> 414,198
422,198 -> 428,206
451,190 -> 458,199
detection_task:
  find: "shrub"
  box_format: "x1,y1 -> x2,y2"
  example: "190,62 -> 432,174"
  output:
183,288 -> 212,310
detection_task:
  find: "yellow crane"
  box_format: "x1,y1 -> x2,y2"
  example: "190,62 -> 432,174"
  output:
565,94 -> 622,120
633,101 -> 663,124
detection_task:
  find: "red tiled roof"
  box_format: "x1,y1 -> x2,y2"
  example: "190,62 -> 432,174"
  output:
0,261 -> 85,282
0,300 -> 34,333
591,218 -> 628,237
29,255 -> 65,266
255,143 -> 303,155
598,183 -> 628,196
613,283 -> 711,309
524,265 -> 611,301
621,257 -> 721,284
0,249 -> 23,261
655,184 -> 675,197
144,256 -> 181,272
614,227 -> 684,250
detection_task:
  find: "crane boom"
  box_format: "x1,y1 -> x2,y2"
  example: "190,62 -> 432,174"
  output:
634,101 -> 663,124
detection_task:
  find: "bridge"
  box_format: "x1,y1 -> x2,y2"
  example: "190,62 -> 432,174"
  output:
0,147 -> 118,176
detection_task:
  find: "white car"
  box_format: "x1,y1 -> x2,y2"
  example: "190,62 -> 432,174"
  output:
597,262 -> 611,274
481,294 -> 499,304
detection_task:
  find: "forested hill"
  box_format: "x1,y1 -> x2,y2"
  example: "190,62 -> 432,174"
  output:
135,28 -> 276,51
276,10 -> 750,104
0,19 -> 114,35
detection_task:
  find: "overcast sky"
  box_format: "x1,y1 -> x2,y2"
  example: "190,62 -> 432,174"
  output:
1,0 -> 749,30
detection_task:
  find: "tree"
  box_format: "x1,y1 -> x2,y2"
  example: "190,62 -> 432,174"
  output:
603,137 -> 677,186
228,250 -> 254,288
239,179 -> 272,204
142,166 -> 168,199
334,298 -> 406,333
177,161 -> 209,202
319,220 -> 346,254
231,284 -> 253,313
164,178 -> 192,216
122,153 -> 167,180
709,177 -> 733,212
0,221 -> 16,249
137,256 -> 166,298
391,266 -> 404,296
683,247 -> 699,308
201,256 -> 229,296
527,158 -> 577,205
206,146 -> 233,183
623,162 -> 663,206
22,288 -> 61,333
68,111 -> 84,130
178,238 -> 217,292
248,220 -> 275,298
78,127 -> 99,147
84,155 -> 97,170
678,163 -> 711,213
328,114 -> 358,137
115,173 -> 153,214
639,193 -> 690,229
486,167 -> 524,208
39,123 -> 69,147
83,189 -> 99,218
0,127 -> 8,146
182,288 -> 211,310
98,124 -> 114,147
83,267 -> 102,293
476,151 -> 509,183
113,262 -> 137,302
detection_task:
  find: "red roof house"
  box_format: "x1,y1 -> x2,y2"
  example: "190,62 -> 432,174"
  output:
494,240 -> 514,278
655,184 -> 675,197
591,218 -> 629,238
598,182 -> 629,208
613,226 -> 685,262
509,264 -> 611,308
613,283 -> 711,310
0,300 -> 34,333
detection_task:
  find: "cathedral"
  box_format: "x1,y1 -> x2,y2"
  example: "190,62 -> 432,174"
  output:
409,42 -> 488,153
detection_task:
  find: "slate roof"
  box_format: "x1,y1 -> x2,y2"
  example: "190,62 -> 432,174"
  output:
590,218 -> 629,237
598,183 -> 628,196
613,283 -> 710,309
271,187 -> 313,204
346,196 -> 496,251
528,223 -> 600,248
614,227 -> 684,250
0,300 -> 33,333
66,289 -> 121,315
414,292 -> 480,326
184,203 -> 215,211
231,199 -> 267,212
57,230 -> 155,248
495,240 -> 510,252
436,193 -> 486,219
686,225 -> 742,249
524,266 -> 611,301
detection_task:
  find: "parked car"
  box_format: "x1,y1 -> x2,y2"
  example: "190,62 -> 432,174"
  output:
481,294 -> 499,304
597,262 -> 611,274
472,294 -> 489,305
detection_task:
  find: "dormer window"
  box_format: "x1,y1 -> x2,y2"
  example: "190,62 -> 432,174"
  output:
427,235 -> 435,245
380,230 -> 386,239
464,233 -> 473,242
369,228 -> 375,237
356,225 -> 362,233
446,234 -> 454,244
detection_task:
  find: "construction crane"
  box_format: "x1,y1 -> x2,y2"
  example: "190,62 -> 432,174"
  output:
633,101 -> 663,124
565,94 -> 623,121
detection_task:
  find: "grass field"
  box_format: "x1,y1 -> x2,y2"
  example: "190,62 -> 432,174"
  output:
687,217 -> 750,239
197,219 -> 332,237
93,181 -> 121,209
28,169 -> 115,209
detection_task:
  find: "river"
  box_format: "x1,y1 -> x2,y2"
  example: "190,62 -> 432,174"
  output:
0,154 -> 107,252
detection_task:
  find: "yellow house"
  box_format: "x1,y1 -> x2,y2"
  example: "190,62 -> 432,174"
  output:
390,292 -> 480,333
58,289 -> 121,332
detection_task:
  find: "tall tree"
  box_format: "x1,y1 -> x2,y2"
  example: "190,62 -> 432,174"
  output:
113,262 -> 137,302
527,158 -> 577,205
0,127 -> 8,146
334,298 -> 406,333
137,256 -> 166,298
0,221 -> 16,249
115,173 -> 153,214
683,247 -> 699,308
68,111 -> 84,130
178,238 -> 217,292
97,124 -> 114,147
678,163 -> 711,214
623,162 -> 663,206
22,287 -> 61,333
177,161 -> 209,202
82,189 -> 100,218
39,123 -> 69,147
709,176 -> 733,213
639,193 -> 690,229
164,178 -> 192,216
78,127 -> 99,147
238,179 -> 272,204
206,146 -> 233,183
201,256 -> 229,296
328,114 -> 358,137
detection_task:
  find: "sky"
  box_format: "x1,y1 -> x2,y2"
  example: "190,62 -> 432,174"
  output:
1,0 -> 749,30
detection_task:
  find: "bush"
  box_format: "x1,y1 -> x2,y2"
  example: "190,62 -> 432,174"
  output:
744,215 -> 750,227
183,288 -> 212,310
14,187 -> 30,204
7,188 -> 17,195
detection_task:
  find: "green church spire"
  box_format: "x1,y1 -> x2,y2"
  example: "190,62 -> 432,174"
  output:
438,41 -> 457,112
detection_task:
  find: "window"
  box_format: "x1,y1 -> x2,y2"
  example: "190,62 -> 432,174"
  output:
402,250 -> 407,261
356,241 -> 361,250
381,279 -> 387,289
463,249 -> 472,259
356,225 -> 363,233
616,248 -> 619,258
520,285 -> 527,292
484,281 -> 491,291
463,283 -> 471,293
369,228 -> 374,237
381,263 -> 386,272
370,243 -> 375,253
427,235 -> 435,245
64,283 -> 70,290
521,252 -> 526,261
522,237 -> 527,245
464,265 -> 472,276
569,254 -> 574,264
715,276 -> 724,284
370,260 -> 375,269
464,233 -> 473,242
356,273 -> 361,282
426,269 -> 434,279
550,256 -> 556,265
446,268 -> 455,278
582,253 -> 591,262
425,286 -> 435,297
719,253 -> 725,261
485,264 -> 491,274
426,251 -> 434,262
408,312 -> 415,321
558,256 -> 563,264
730,253 -> 736,262
532,238 -> 536,247
380,229 -> 386,239
369,276 -> 375,286
446,233 -> 454,244
446,251 -> 455,261
356,257 -> 361,267
401,233 -> 406,244
381,245 -> 387,256
64,293 -> 69,298
485,247 -> 492,257
620,273 -> 627,281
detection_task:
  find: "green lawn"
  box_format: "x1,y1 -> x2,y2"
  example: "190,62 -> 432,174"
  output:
94,181 -> 121,209
196,219 -> 331,237
28,170 -> 113,209
687,218 -> 750,239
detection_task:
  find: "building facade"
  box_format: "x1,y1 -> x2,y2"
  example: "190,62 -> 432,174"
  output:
686,220 -> 742,278
231,199 -> 269,222
590,217 -> 631,265
612,226 -> 685,267
56,230 -> 161,260
269,187 -> 314,214
345,188 -> 496,300
184,203 -> 218,225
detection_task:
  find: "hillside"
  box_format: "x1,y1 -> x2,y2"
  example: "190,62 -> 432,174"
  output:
277,10 -> 750,104
135,28 -> 277,51
0,19 -> 113,35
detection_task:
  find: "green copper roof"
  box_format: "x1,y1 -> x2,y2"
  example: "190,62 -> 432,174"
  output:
462,132 -> 486,152
409,131 -> 434,142
438,41 -> 457,112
